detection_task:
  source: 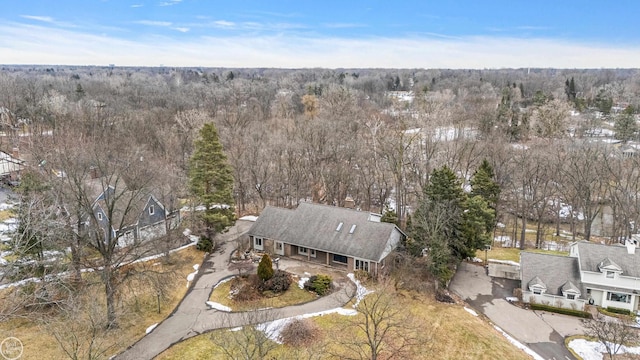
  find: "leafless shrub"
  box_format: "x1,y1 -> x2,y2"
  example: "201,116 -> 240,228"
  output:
278,318 -> 320,347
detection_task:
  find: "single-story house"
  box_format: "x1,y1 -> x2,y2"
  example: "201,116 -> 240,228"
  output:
521,240 -> 640,312
247,202 -> 405,275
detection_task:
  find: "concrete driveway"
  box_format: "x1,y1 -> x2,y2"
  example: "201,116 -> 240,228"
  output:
115,220 -> 355,360
450,262 -> 585,360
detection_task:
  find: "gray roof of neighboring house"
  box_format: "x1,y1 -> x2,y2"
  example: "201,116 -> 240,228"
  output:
248,202 -> 404,262
577,241 -> 640,277
520,252 -> 583,296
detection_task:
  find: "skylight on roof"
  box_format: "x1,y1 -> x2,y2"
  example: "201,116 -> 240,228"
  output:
349,224 -> 357,234
336,222 -> 343,231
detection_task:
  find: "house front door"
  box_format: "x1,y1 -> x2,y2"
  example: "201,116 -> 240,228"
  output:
275,241 -> 284,256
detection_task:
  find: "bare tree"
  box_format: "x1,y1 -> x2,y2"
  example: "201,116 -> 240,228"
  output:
335,283 -> 420,360
42,298 -> 121,360
583,314 -> 637,360
209,309 -> 282,360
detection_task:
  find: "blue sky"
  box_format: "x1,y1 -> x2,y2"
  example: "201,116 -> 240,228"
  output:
2,0 -> 640,68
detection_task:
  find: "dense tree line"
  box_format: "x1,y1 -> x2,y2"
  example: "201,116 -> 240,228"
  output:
2,65 -> 640,318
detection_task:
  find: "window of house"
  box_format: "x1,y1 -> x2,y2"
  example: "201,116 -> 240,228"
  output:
607,292 -> 631,303
606,271 -> 615,279
298,247 -> 316,257
149,205 -> 155,215
567,294 -> 576,300
333,254 -> 348,264
355,259 -> 369,272
533,289 -> 542,295
275,242 -> 283,251
254,237 -> 263,251
97,212 -> 103,221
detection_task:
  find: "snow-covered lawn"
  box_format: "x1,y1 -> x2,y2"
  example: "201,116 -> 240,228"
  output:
569,338 -> 640,360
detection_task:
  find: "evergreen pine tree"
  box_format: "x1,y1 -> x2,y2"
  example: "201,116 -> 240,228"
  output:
257,254 -> 274,281
189,123 -> 235,240
470,159 -> 501,212
614,106 -> 637,143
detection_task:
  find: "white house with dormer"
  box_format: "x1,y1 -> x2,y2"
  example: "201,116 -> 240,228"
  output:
521,240 -> 640,312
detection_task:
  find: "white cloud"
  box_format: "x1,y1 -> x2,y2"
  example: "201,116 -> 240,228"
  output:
134,20 -> 172,27
131,4 -> 144,8
20,15 -> 77,28
173,27 -> 189,33
1,22 -> 640,69
158,0 -> 182,6
323,23 -> 366,29
21,15 -> 54,23
213,20 -> 235,28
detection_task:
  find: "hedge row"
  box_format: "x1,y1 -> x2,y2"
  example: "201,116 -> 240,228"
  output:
606,306 -> 632,316
530,303 -> 592,319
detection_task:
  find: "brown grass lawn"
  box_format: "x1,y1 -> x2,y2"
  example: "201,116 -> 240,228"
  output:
159,287 -> 532,360
209,274 -> 319,311
0,246 -> 205,360
476,246 -> 569,263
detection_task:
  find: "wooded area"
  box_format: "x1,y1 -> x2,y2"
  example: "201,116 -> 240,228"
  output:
1,66 -> 640,353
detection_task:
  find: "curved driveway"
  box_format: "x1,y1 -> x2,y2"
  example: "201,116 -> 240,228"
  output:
450,262 -> 584,360
116,220 -> 356,360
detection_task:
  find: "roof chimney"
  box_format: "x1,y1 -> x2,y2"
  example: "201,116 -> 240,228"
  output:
344,196 -> 355,209
626,240 -> 636,255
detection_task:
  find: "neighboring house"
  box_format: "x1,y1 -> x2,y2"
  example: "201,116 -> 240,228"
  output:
86,181 -> 180,248
521,241 -> 640,312
0,149 -> 24,181
247,202 -> 405,275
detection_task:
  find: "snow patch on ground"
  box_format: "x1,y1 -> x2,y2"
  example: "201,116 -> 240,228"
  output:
464,307 -> 478,317
214,277 -> 234,289
298,276 -> 309,289
257,307 -> 358,343
488,259 -> 520,267
347,273 -> 373,308
568,338 -> 640,360
186,264 -> 199,286
145,323 -> 158,334
207,301 -> 232,312
493,325 -> 544,360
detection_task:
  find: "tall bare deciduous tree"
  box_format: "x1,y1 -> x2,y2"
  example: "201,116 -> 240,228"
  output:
583,314 -> 637,360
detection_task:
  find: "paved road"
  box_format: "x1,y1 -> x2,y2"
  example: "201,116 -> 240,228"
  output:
450,262 -> 585,360
115,220 -> 356,360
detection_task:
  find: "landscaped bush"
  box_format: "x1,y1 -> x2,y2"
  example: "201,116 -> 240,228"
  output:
258,270 -> 292,294
606,306 -> 632,316
530,303 -> 592,319
278,318 -> 320,346
196,236 -> 213,252
304,274 -> 332,296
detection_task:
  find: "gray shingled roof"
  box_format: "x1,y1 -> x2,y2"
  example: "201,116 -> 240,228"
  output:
577,241 -> 640,277
248,202 -> 404,262
562,281 -> 580,294
528,276 -> 546,289
520,252 -> 583,296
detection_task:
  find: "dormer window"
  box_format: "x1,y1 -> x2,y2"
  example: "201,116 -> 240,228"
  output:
599,257 -> 622,278
149,205 -> 155,215
528,276 -> 547,295
97,212 -> 102,221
